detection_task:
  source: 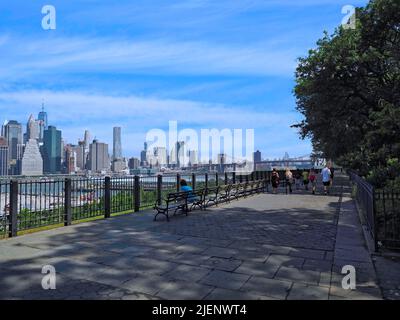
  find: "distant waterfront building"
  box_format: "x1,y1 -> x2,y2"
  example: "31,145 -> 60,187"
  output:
171,141 -> 185,168
42,126 -> 62,174
253,150 -> 262,163
154,147 -> 167,166
128,157 -> 140,170
21,139 -> 43,176
113,127 -> 122,160
0,137 -> 9,176
140,142 -> 148,166
88,140 -> 110,172
218,153 -> 227,165
112,159 -> 127,173
1,120 -> 23,175
38,104 -> 48,142
188,150 -> 199,166
64,145 -> 77,174
74,141 -> 86,171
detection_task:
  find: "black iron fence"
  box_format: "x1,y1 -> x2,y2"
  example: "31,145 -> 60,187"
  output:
348,170 -> 400,251
0,171 -> 269,238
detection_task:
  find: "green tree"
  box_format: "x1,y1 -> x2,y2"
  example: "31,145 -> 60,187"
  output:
294,0 -> 400,189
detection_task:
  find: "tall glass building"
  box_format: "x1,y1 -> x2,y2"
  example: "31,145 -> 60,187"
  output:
113,127 -> 122,160
38,105 -> 48,142
0,137 -> 9,176
1,120 -> 23,175
42,126 -> 62,174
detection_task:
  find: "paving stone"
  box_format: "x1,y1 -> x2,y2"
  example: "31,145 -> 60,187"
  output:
120,275 -> 172,296
319,272 -> 332,287
163,264 -> 211,282
241,276 -> 292,299
206,247 -> 239,259
287,283 -> 329,300
169,253 -> 211,266
233,249 -> 269,263
200,270 -> 250,290
205,288 -> 276,300
235,261 -> 279,278
289,248 -> 325,260
157,281 -> 214,300
302,259 -> 332,272
275,267 -> 321,285
201,257 -> 243,272
266,254 -> 304,269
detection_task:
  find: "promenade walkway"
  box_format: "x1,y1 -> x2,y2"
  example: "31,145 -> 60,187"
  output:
0,174 -> 384,300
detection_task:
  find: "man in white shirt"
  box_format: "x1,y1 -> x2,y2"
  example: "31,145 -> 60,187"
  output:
321,165 -> 332,195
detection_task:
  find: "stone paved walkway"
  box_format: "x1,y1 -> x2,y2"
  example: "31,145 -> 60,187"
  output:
0,174 -> 384,300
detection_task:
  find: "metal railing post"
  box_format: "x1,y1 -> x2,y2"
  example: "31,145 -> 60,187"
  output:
176,174 -> 181,192
157,175 -> 162,205
64,178 -> 72,226
225,172 -> 228,185
104,176 -> 111,218
192,173 -> 196,191
9,180 -> 18,238
372,187 -> 378,252
205,173 -> 208,190
134,175 -> 140,212
232,172 -> 236,184
216,173 -> 219,186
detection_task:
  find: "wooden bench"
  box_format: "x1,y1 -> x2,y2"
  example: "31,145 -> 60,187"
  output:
187,189 -> 206,211
154,191 -> 189,222
154,178 -> 268,221
204,186 -> 219,208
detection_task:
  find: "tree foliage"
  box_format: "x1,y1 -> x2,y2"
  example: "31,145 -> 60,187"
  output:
294,0 -> 400,189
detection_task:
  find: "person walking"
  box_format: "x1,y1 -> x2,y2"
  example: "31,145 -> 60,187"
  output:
321,165 -> 332,195
329,165 -> 335,186
295,170 -> 302,190
271,168 -> 280,194
309,169 -> 317,195
302,170 -> 310,191
285,169 -> 293,194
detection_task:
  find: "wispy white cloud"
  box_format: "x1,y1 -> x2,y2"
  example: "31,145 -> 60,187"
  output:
0,35 -> 298,80
0,89 -> 308,157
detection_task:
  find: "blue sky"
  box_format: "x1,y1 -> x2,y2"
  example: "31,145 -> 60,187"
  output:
0,0 -> 368,159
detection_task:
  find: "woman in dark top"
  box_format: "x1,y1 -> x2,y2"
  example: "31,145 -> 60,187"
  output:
271,168 -> 280,194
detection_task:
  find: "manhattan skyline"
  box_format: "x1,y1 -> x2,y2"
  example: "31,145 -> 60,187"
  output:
0,0 -> 369,158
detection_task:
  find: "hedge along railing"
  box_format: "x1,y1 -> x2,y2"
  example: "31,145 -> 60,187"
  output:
1,171 -> 269,238
348,170 -> 400,251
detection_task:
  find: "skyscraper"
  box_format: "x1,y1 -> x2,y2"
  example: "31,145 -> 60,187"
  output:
188,150 -> 198,166
84,130 -> 91,151
140,142 -> 148,166
154,147 -> 167,166
75,141 -> 86,171
113,127 -> 122,160
128,157 -> 140,170
21,139 -> 43,176
0,137 -> 9,176
38,104 -> 48,142
88,140 -> 110,172
253,150 -> 262,163
64,145 -> 77,174
42,126 -> 62,174
26,115 -> 40,142
2,120 -> 23,175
